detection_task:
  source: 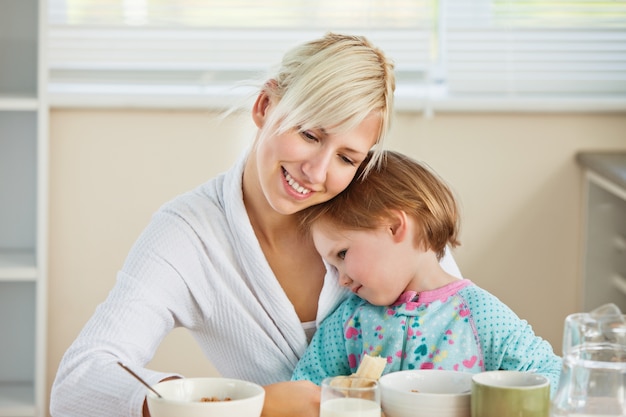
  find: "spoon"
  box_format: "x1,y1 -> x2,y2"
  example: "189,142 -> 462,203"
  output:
117,361 -> 163,398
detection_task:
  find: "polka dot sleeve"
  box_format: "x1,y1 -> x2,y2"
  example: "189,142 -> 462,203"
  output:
459,285 -> 562,396
291,297 -> 362,384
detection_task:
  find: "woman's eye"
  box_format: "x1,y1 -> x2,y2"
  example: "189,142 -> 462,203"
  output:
339,155 -> 356,166
337,250 -> 347,260
300,130 -> 318,142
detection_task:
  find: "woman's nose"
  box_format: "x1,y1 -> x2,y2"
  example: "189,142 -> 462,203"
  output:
302,151 -> 332,184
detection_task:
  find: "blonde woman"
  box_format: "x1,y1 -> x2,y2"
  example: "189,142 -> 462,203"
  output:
50,33 -> 461,417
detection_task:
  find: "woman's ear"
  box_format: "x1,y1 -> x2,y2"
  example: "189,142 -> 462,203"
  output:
388,209 -> 410,243
252,80 -> 277,128
252,91 -> 271,128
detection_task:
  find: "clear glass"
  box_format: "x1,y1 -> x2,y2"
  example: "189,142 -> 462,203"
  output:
551,304 -> 626,416
320,376 -> 381,417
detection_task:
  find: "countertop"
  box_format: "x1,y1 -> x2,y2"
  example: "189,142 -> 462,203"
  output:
576,151 -> 626,190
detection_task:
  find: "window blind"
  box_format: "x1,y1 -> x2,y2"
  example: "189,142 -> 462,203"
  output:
443,0 -> 626,97
47,0 -> 626,109
48,1 -> 437,92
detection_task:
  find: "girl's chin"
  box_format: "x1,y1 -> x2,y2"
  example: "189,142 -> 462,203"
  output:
366,296 -> 396,306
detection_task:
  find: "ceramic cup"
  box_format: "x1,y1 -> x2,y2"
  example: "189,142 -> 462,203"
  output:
471,371 -> 550,417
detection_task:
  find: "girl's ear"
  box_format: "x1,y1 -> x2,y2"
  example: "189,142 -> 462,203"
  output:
252,80 -> 277,128
388,209 -> 410,243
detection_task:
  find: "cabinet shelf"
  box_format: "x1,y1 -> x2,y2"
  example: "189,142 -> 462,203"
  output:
0,250 -> 37,281
577,152 -> 626,312
0,1 -> 46,414
0,96 -> 39,111
0,381 -> 35,417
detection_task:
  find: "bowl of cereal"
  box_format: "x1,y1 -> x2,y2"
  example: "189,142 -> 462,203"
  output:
146,377 -> 265,417
379,370 -> 472,417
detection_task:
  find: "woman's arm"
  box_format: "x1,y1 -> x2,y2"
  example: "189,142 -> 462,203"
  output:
50,271 -> 185,417
51,212 -> 202,416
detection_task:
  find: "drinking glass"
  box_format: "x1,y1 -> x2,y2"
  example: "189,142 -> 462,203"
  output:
320,376 -> 381,417
551,303 -> 626,416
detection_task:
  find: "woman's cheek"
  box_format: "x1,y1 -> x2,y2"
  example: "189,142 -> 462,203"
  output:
329,168 -> 359,197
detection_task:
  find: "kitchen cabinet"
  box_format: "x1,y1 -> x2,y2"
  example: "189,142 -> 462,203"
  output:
0,0 -> 48,415
577,152 -> 626,313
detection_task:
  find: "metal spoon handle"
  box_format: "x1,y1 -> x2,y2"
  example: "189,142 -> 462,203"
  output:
117,361 -> 163,398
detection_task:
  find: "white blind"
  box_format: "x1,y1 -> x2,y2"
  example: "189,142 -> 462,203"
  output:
48,1 -> 436,88
46,0 -> 626,108
444,0 -> 626,97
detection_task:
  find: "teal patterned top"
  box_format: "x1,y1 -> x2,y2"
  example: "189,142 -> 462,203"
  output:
292,279 -> 562,396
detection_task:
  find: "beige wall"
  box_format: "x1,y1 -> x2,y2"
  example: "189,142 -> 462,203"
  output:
46,108 -> 626,414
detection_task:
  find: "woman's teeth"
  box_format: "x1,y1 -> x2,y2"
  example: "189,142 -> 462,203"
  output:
284,170 -> 311,195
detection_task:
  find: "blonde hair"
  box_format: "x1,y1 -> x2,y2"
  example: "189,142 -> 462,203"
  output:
298,150 -> 460,260
260,33 -> 395,174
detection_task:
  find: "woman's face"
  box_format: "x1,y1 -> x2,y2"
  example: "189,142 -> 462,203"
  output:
253,96 -> 381,215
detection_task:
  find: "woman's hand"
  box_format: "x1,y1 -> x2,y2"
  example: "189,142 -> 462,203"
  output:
262,380 -> 321,417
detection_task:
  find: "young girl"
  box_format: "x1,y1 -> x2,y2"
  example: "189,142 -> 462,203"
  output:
291,150 -> 562,395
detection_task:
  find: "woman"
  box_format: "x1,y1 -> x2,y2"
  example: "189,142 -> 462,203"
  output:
50,33 -> 461,417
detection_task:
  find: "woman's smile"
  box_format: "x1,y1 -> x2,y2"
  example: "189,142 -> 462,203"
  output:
282,167 -> 312,196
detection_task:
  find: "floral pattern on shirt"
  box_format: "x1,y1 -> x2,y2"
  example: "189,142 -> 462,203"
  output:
292,279 -> 562,396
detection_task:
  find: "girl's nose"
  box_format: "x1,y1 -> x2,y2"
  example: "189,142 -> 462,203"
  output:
339,273 -> 352,287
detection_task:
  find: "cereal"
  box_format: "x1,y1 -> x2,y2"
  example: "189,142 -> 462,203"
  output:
199,397 -> 232,402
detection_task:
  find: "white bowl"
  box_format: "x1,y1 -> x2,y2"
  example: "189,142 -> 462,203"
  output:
146,377 -> 265,417
379,370 -> 472,417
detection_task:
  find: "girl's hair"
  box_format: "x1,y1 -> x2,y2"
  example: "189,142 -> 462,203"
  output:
298,150 -> 460,260
260,33 -> 395,175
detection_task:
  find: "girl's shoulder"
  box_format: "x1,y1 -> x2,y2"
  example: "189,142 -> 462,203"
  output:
458,281 -> 521,322
458,280 -> 497,300
334,294 -> 386,324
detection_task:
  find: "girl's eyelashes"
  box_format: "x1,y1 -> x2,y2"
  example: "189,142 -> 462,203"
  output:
337,249 -> 347,260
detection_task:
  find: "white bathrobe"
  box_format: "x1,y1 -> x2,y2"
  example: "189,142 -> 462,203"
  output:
50,150 -> 461,417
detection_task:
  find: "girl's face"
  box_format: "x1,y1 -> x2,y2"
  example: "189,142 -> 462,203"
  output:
252,94 -> 380,215
311,222 -> 418,306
